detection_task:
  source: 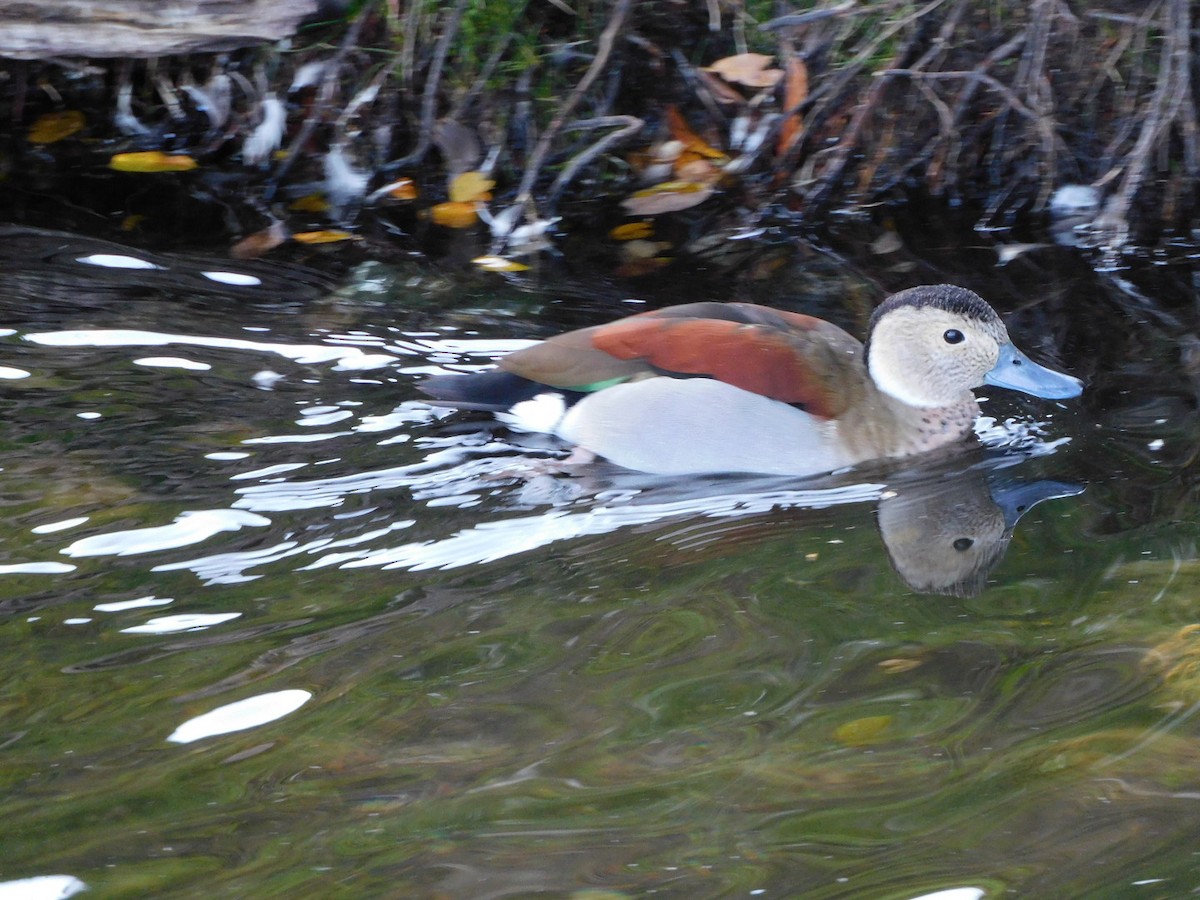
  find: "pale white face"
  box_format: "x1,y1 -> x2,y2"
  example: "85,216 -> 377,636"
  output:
867,303 -> 1009,407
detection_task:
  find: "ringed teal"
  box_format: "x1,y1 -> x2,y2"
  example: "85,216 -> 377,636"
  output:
420,284 -> 1083,476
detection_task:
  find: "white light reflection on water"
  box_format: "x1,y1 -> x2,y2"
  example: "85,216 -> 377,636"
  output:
133,356 -> 212,371
320,482 -> 884,572
24,328 -> 397,371
0,875 -> 87,899
31,517 -> 89,534
0,562 -> 77,575
94,596 -> 173,612
121,612 -> 242,634
906,889 -> 986,900
61,509 -> 270,558
166,689 -> 312,744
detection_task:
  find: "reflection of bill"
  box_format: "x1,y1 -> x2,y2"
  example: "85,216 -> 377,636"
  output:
878,471 -> 1083,598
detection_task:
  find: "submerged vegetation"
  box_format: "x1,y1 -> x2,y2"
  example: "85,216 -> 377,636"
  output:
0,0 -> 1197,273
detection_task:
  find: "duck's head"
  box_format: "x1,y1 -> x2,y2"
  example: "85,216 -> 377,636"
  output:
864,284 -> 1083,408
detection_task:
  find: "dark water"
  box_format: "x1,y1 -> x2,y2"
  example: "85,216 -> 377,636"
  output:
1,226 -> 1199,899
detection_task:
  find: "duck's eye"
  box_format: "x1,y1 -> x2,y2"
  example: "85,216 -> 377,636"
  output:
943,329 -> 965,345
953,537 -> 974,552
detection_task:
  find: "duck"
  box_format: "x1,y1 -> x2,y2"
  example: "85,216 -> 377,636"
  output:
419,284 -> 1083,476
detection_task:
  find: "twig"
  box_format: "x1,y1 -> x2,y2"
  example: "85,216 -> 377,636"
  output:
547,115 -> 644,208
265,5 -> 370,197
386,0 -> 469,171
1094,0 -> 1192,256
514,0 -> 632,205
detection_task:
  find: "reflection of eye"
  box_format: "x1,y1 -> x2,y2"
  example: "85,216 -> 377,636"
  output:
943,329 -> 964,344
953,537 -> 974,551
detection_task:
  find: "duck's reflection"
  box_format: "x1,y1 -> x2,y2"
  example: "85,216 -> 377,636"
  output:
877,469 -> 1083,596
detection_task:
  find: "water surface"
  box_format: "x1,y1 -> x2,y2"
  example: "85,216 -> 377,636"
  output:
1,231 -> 1198,899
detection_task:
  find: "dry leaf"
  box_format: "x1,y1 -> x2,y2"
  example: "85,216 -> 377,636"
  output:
109,151 -> 198,173
695,67 -> 749,106
292,229 -> 358,244
614,256 -> 672,278
289,193 -> 330,213
777,56 -> 809,157
429,201 -> 480,228
609,221 -> 654,241
705,53 -> 783,89
666,107 -> 728,161
28,110 -> 85,143
231,222 -> 289,259
472,255 -> 530,272
621,239 -> 671,260
449,171 -> 496,203
387,178 -> 418,200
674,154 -> 720,183
620,181 -> 714,216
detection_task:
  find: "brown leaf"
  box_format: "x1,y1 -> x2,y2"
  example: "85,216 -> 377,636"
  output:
230,222 -> 289,259
695,68 -> 748,107
620,181 -> 714,216
704,53 -> 783,89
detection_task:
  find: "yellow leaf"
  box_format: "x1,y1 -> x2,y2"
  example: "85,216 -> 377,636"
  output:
620,181 -> 714,216
430,201 -> 479,228
109,151 -> 198,173
120,214 -> 147,232
472,255 -> 530,272
292,229 -> 358,244
28,110 -> 85,144
705,53 -> 784,89
834,715 -> 892,746
609,221 -> 654,241
449,171 -> 496,203
289,193 -> 330,213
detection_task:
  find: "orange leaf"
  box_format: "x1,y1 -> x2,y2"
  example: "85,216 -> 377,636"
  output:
705,53 -> 783,89
109,151 -> 198,173
28,110 -> 85,143
777,57 -> 809,157
292,229 -> 358,244
666,106 -> 727,160
388,178 -> 418,200
429,201 -> 479,228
